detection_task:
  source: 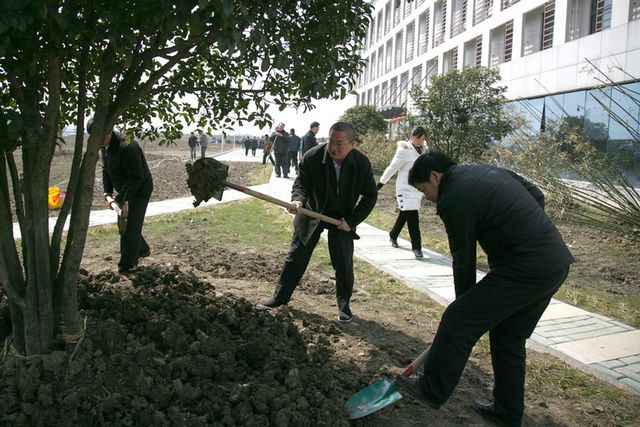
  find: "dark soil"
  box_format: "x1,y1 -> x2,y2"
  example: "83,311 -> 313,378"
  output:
2,142 -> 639,426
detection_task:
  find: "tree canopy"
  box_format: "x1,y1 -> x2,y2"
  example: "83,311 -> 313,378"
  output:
339,105 -> 387,143
410,66 -> 513,162
0,0 -> 372,355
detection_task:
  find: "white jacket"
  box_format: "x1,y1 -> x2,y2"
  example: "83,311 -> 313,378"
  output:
379,140 -> 425,211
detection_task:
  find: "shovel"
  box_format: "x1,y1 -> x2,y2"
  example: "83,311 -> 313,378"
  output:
186,157 -> 341,226
345,346 -> 430,419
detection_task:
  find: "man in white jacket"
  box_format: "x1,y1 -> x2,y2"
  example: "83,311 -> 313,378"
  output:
377,126 -> 428,258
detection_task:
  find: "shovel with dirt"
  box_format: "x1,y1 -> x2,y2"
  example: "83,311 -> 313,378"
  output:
185,157 -> 341,226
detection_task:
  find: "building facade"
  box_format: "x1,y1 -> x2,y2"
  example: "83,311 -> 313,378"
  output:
356,0 -> 640,173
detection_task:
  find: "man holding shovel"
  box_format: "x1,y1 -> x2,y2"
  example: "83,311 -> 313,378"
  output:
258,122 -> 377,323
89,119 -> 154,275
398,152 -> 574,426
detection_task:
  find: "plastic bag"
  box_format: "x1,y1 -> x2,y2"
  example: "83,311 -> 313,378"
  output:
48,187 -> 66,209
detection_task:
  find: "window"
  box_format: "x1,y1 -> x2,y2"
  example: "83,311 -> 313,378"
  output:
434,1 -> 446,48
378,46 -> 384,78
394,0 -> 401,27
406,22 -> 416,63
463,36 -> 482,67
501,0 -> 520,10
567,0 -> 612,41
418,10 -> 430,55
489,20 -> 513,66
377,10 -> 384,41
381,81 -> 389,106
399,72 -> 409,105
390,77 -> 398,105
443,47 -> 458,72
522,1 -> 555,56
370,52 -> 376,81
451,0 -> 468,38
385,2 -> 392,34
395,30 -> 404,68
367,89 -> 372,105
426,58 -> 439,83
404,0 -> 413,19
473,0 -> 493,25
412,65 -> 423,88
386,40 -> 393,73
632,0 -> 640,21
374,85 -> 380,107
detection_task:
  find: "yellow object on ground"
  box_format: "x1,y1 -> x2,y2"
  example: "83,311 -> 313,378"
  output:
48,187 -> 65,209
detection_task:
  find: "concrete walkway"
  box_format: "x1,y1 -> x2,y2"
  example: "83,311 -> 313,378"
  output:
30,149 -> 640,395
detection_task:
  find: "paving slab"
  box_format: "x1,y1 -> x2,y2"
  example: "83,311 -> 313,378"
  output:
552,330 -> 640,364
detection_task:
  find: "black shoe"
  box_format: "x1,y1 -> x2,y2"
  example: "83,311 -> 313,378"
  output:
412,249 -> 424,258
118,266 -> 137,275
338,311 -> 352,323
275,175 -> 281,178
139,249 -> 151,258
471,400 -> 507,425
257,297 -> 286,310
394,376 -> 441,410
390,237 -> 399,248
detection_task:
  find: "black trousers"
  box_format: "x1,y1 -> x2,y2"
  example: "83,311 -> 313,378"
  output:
288,151 -> 298,171
274,152 -> 289,177
272,224 -> 354,313
418,267 -> 569,426
389,209 -> 421,250
118,196 -> 151,272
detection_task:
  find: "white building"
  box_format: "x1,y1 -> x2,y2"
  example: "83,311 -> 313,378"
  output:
356,0 -> 640,172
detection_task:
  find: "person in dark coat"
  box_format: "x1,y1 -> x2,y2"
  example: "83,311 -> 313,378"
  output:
90,120 -> 154,274
302,121 -> 319,154
187,132 -> 198,161
258,122 -> 377,323
270,122 -> 290,178
288,128 -> 301,173
395,152 -> 574,427
250,137 -> 258,156
262,134 -> 274,166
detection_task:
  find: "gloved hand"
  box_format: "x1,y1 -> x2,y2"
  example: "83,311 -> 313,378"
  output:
376,182 -> 384,191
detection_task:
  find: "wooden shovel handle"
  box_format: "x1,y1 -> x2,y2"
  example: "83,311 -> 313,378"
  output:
105,195 -> 122,217
400,346 -> 431,378
223,180 -> 342,226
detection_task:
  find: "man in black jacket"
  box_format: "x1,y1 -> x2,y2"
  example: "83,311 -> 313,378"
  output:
270,122 -> 290,178
258,122 -> 377,323
397,152 -> 574,427
302,121 -> 319,154
90,121 -> 154,274
288,128 -> 301,173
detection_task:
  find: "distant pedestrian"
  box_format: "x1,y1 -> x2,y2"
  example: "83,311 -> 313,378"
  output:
302,121 -> 319,154
288,128 -> 301,173
250,137 -> 258,156
242,136 -> 251,156
395,151 -> 574,427
199,132 -> 209,159
377,126 -> 428,258
270,122 -> 290,178
188,132 -> 199,161
262,134 -> 275,166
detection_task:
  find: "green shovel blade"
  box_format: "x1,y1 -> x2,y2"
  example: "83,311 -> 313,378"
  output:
345,378 -> 403,419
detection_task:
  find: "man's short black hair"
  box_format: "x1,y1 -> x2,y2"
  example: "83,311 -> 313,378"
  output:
328,122 -> 356,141
310,121 -> 320,129
408,152 -> 457,187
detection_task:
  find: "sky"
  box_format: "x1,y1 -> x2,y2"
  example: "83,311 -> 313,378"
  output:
231,96 -> 356,139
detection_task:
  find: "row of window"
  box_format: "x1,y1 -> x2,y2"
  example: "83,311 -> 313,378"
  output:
506,82 -> 640,179
360,0 -> 634,89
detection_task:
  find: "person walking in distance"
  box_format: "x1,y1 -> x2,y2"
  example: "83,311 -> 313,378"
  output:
377,126 -> 428,259
270,122 -> 290,178
187,132 -> 199,161
302,121 -> 319,154
258,122 -> 377,323
288,128 -> 301,173
199,131 -> 208,159
262,134 -> 275,166
89,119 -> 154,275
394,152 -> 574,427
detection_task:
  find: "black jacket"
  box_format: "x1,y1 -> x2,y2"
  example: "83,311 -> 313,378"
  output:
292,143 -> 377,244
270,131 -> 290,154
437,164 -> 574,297
302,130 -> 317,154
288,134 -> 301,152
102,135 -> 153,205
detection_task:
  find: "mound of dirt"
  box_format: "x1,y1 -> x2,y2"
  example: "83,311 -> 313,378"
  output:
0,266 -> 351,426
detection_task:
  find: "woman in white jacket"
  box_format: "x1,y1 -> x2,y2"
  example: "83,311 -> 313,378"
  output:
377,126 -> 428,258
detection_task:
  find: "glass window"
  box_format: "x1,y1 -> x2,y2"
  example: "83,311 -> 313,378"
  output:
426,58 -> 438,83
608,82 -> 640,141
584,88 -> 611,150
522,6 -> 544,56
512,98 -> 545,135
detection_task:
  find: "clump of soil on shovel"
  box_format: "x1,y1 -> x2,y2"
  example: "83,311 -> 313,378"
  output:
0,266 -> 351,426
186,158 -> 229,207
